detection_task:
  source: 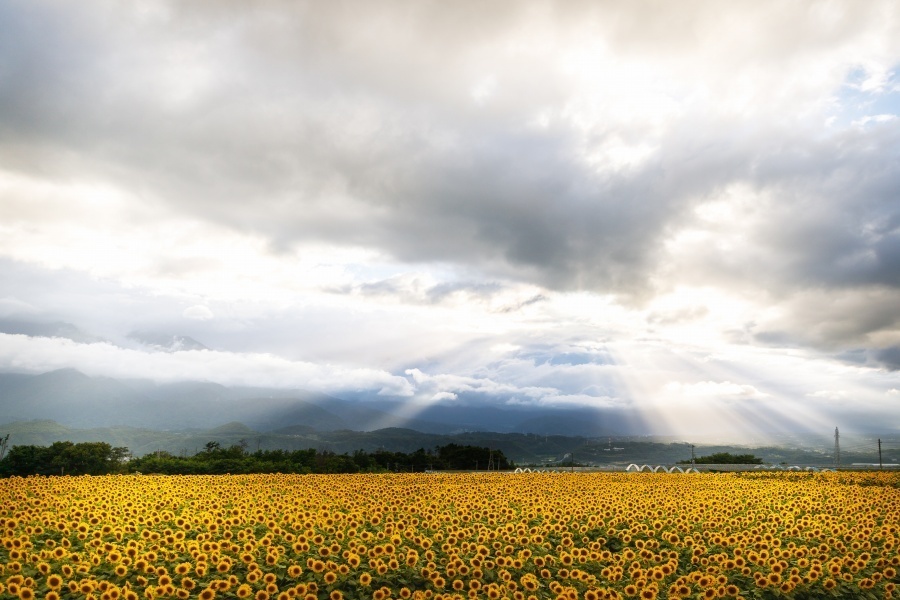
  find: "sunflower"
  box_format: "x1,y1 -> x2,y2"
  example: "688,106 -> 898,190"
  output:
640,588 -> 657,600
198,588 -> 216,600
18,588 -> 36,600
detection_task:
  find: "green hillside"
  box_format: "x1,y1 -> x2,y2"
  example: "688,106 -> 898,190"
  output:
2,420 -> 895,466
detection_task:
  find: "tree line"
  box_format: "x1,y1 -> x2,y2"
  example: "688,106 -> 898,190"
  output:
0,441 -> 129,476
678,452 -> 763,465
0,440 -> 512,476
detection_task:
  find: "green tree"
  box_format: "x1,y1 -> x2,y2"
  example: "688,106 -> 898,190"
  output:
0,444 -> 55,476
0,441 -> 128,476
679,452 -> 762,465
53,441 -> 125,475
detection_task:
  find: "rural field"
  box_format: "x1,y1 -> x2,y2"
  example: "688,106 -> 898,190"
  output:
1,472 -> 898,600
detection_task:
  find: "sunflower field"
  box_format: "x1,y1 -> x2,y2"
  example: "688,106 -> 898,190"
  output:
1,472 -> 898,600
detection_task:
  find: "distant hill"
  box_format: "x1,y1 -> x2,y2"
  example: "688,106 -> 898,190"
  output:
0,369 -> 146,428
0,369 -> 624,436
2,370 -> 894,465
0,369 -> 355,431
1,419 -> 892,466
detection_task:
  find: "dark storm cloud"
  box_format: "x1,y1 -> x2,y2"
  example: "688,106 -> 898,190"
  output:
0,0 -> 760,297
873,346 -> 900,370
671,120 -> 900,360
3,0 -> 900,363
747,286 -> 900,370
750,125 -> 900,290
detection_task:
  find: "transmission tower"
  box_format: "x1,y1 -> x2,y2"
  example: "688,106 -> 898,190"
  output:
0,434 -> 8,461
833,427 -> 840,469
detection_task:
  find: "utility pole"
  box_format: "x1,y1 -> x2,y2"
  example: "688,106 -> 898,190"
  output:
691,445 -> 695,466
834,427 -> 840,469
878,439 -> 883,470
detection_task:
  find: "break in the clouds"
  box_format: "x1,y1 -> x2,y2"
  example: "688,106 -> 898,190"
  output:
1,1 -> 900,437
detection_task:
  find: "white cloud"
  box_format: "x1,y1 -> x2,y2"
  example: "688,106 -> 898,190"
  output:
0,296 -> 39,317
852,114 -> 898,127
0,333 -> 414,396
505,393 -> 622,409
182,305 -> 213,320
405,368 -> 554,399
663,380 -> 770,400
807,390 -> 850,401
470,75 -> 497,105
1,1 -> 900,435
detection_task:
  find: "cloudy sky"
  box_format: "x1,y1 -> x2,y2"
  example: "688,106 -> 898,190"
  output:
1,1 -> 899,438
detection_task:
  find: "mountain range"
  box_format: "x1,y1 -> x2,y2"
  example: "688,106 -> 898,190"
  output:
2,319 -> 896,464
0,367 -> 628,436
0,318 -> 631,436
1,417 -> 893,467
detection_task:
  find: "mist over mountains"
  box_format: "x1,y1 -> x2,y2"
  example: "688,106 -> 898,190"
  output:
125,332 -> 209,353
0,319 -> 106,345
0,318 -> 635,438
1,363 -> 895,466
0,368 -> 629,437
1,317 -> 895,445
0,318 -> 208,354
